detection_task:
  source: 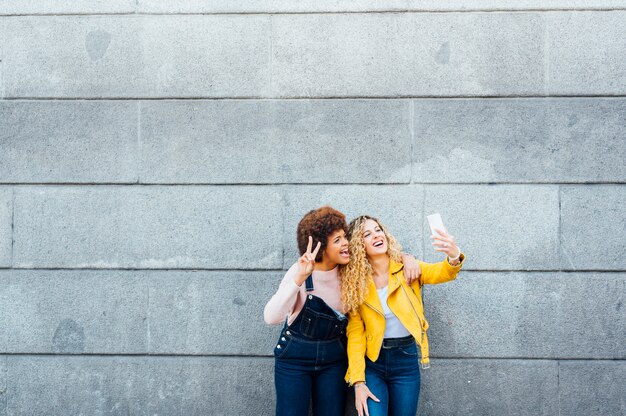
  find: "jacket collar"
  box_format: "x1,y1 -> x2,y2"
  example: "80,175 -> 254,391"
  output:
389,259 -> 404,275
387,259 -> 404,293
363,259 -> 405,313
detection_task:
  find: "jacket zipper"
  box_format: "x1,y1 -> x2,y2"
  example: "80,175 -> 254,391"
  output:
397,276 -> 425,344
364,300 -> 385,317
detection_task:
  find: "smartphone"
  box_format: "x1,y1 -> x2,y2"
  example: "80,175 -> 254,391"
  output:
426,213 -> 447,236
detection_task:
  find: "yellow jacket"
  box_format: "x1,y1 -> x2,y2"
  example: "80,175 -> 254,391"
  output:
345,254 -> 465,385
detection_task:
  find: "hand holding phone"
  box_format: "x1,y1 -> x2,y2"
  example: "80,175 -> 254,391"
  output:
427,213 -> 461,262
426,213 -> 447,236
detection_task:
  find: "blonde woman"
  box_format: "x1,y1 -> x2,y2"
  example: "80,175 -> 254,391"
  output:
342,215 -> 465,416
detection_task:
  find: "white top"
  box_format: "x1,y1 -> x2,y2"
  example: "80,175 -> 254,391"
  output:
376,285 -> 411,339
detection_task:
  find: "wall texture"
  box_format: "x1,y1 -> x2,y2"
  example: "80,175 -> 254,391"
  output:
1,1 -> 625,415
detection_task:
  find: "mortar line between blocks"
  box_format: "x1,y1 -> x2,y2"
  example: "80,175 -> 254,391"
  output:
558,185 -> 562,270
4,95 -> 626,101
409,100 -> 415,184
543,12 -> 551,95
557,360 -> 561,416
146,283 -> 151,354
421,185 -> 426,258
268,14 -> 273,96
3,182 -> 623,187
2,8 -> 626,16
10,187 -> 14,267
136,101 -> 142,184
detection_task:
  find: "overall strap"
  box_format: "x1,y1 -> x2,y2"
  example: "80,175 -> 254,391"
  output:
305,274 -> 314,292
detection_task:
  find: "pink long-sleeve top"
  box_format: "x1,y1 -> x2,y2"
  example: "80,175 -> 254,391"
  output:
264,262 -> 345,325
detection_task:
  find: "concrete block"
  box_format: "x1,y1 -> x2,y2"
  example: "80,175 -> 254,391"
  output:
413,98 -> 626,183
547,12 -> 626,95
4,16 -> 270,98
0,1 -> 135,14
561,186 -> 626,270
418,359 -> 559,416
0,188 -> 10,267
139,100 -> 277,183
423,272 -> 626,359
272,100 -> 411,183
0,101 -> 138,182
559,361 -> 626,416
423,185 -> 560,270
140,99 -> 411,184
13,186 -> 282,269
0,270 -> 148,353
136,1 -> 626,14
147,271 -> 282,355
282,185 -> 424,268
5,356 -> 275,415
272,13 -> 544,97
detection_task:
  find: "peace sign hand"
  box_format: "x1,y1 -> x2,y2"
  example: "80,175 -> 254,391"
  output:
295,236 -> 321,286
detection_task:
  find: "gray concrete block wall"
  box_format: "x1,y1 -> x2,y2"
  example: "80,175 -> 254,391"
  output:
13,186 -> 283,269
1,2 -> 624,416
0,102 -> 138,182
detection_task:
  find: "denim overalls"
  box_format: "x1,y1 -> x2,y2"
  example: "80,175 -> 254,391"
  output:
274,274 -> 349,416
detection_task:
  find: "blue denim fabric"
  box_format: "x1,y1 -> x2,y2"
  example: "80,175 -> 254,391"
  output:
273,275 -> 349,416
364,336 -> 421,416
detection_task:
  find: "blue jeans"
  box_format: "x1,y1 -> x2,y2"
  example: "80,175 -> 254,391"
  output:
274,333 -> 348,416
365,337 -> 421,416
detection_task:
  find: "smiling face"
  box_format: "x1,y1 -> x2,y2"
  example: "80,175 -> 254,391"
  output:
322,228 -> 350,265
361,218 -> 388,258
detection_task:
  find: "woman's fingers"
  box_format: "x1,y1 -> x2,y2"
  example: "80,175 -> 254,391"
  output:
355,386 -> 375,416
403,256 -> 421,285
311,241 -> 321,259
431,240 -> 454,250
431,233 -> 455,243
368,391 -> 380,402
361,400 -> 369,416
304,236 -> 320,263
355,396 -> 366,416
431,233 -> 456,253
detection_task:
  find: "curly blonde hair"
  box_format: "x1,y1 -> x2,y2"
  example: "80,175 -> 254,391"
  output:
340,215 -> 403,314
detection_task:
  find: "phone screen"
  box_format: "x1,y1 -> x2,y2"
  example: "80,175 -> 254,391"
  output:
427,213 -> 446,236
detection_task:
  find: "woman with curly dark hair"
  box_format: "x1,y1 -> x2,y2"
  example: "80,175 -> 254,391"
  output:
264,206 -> 420,416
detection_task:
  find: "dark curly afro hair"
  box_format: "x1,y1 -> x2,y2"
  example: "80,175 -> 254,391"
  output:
297,206 -> 348,262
